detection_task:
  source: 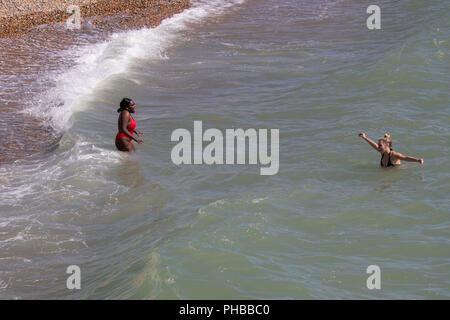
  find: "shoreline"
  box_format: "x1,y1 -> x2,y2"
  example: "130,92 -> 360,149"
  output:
0,0 -> 191,38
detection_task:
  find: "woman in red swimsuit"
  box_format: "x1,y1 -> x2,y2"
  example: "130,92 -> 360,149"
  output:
115,98 -> 144,152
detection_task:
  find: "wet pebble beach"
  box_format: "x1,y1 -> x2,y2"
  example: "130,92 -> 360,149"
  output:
0,0 -> 191,37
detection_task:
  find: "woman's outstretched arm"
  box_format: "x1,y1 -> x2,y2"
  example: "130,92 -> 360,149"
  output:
358,132 -> 379,152
391,151 -> 424,164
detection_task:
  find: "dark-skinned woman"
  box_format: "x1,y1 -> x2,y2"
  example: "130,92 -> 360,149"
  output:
115,98 -> 143,152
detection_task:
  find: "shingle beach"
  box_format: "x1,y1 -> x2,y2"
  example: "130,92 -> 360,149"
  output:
0,0 -> 190,37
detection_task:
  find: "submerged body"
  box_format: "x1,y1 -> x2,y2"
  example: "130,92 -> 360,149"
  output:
380,150 -> 399,167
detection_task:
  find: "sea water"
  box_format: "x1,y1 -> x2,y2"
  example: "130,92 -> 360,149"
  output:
0,0 -> 449,299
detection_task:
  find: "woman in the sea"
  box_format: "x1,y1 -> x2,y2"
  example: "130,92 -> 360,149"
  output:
358,132 -> 423,167
115,98 -> 144,152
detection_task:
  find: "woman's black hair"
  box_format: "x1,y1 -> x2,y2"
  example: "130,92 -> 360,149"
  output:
117,98 -> 133,113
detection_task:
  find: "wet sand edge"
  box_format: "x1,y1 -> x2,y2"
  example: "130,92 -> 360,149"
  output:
0,0 -> 190,38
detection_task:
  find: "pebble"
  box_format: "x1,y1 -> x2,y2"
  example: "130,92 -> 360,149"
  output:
0,0 -> 191,38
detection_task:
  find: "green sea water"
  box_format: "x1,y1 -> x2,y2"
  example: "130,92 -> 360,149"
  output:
0,0 -> 449,299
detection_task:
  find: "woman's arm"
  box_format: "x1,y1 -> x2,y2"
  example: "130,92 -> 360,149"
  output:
392,151 -> 424,164
358,132 -> 379,151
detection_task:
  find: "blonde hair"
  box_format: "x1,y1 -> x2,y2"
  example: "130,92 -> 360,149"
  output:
379,133 -> 392,148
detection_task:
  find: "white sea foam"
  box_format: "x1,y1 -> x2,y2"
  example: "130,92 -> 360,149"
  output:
0,138 -> 126,205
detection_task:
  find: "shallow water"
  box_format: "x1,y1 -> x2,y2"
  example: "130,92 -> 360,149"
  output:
0,0 -> 449,299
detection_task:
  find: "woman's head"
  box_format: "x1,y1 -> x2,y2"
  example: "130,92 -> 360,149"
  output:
378,133 -> 392,152
117,98 -> 135,113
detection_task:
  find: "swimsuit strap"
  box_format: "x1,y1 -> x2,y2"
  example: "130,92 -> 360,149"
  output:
380,150 -> 395,167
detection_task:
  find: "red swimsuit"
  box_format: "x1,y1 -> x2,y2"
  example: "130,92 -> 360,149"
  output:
116,114 -> 136,142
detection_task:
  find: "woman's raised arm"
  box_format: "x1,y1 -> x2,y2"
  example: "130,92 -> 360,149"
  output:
358,132 -> 379,152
